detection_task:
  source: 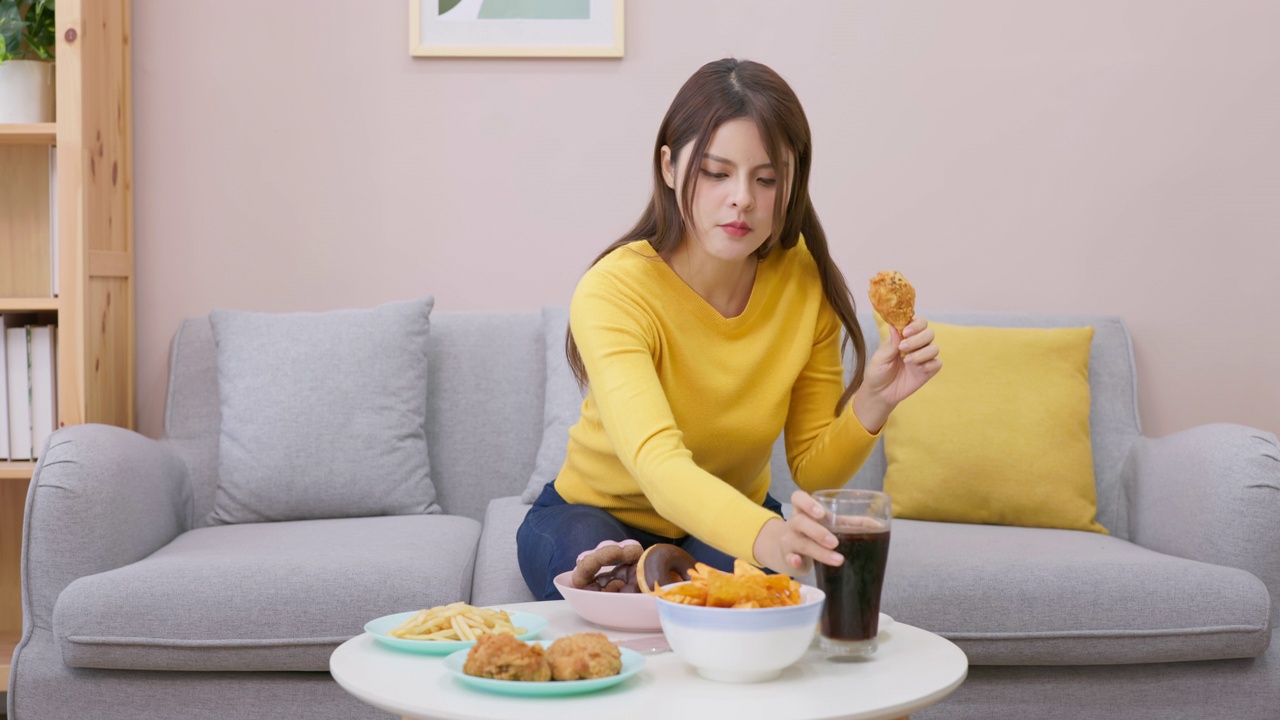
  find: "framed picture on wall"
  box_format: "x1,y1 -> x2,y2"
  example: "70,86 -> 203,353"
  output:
410,0 -> 624,58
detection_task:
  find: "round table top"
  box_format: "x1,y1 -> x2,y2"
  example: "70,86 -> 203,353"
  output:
330,599 -> 968,720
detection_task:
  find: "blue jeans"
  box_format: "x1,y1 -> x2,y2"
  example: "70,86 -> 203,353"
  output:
516,481 -> 784,600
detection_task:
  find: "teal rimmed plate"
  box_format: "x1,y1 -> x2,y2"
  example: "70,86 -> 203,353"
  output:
364,610 -> 547,656
442,644 -> 644,696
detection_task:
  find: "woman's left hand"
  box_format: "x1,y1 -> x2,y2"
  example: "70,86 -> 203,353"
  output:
852,317 -> 942,433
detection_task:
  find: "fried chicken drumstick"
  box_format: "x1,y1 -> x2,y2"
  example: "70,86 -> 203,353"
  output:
462,633 -> 552,682
868,270 -> 916,332
546,632 -> 622,681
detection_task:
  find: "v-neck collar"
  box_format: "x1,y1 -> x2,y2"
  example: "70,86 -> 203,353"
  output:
641,240 -> 769,330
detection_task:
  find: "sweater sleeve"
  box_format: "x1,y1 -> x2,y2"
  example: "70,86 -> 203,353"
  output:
569,274 -> 779,564
784,299 -> 880,490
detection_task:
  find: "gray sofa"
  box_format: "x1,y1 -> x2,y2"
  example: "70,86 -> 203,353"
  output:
8,308 -> 1278,719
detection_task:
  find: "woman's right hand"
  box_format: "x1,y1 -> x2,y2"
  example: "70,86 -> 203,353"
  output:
752,490 -> 844,576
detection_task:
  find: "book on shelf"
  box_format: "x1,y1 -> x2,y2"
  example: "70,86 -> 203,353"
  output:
30,324 -> 57,458
5,324 -> 32,461
2,315 -> 57,461
0,321 -> 8,460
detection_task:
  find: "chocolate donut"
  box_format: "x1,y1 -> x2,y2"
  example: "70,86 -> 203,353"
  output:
591,563 -> 634,592
637,543 -> 697,594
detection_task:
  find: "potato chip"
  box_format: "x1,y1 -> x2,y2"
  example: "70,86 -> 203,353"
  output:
652,558 -> 803,609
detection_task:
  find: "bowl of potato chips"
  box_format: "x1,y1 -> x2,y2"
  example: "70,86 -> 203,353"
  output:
651,561 -> 825,683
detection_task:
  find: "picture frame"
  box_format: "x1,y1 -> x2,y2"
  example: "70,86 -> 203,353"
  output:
410,0 -> 625,58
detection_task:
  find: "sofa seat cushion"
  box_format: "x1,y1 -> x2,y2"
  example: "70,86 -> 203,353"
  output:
52,514 -> 482,672
884,519 -> 1271,665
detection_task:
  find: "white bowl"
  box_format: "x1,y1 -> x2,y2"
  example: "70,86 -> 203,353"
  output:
552,570 -> 662,632
654,583 -> 825,683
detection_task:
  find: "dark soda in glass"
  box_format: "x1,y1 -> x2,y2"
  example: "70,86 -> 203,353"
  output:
815,529 -> 891,642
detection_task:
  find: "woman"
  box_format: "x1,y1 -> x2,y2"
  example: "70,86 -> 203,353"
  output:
517,58 -> 941,600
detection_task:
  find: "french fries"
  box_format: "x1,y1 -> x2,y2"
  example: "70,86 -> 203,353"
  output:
389,602 -> 526,642
652,561 -> 804,609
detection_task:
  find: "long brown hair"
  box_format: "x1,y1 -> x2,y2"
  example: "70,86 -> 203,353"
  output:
567,58 -> 866,414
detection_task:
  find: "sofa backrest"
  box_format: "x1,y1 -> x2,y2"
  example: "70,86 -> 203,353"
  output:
532,307 -> 1142,539
163,311 -> 546,526
165,307 -> 1142,538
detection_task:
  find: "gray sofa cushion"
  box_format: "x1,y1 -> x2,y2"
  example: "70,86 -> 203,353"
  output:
521,306 -> 583,503
883,519 -> 1271,665
52,514 -> 481,671
208,297 -> 438,524
424,311 -> 545,521
164,311 -> 547,527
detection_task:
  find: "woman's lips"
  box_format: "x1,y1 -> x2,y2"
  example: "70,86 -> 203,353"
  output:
720,223 -> 751,238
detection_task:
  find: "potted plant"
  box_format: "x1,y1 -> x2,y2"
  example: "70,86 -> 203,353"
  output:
0,0 -> 55,123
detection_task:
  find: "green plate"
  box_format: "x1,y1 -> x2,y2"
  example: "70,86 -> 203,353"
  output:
364,610 -> 547,656
442,645 -> 645,696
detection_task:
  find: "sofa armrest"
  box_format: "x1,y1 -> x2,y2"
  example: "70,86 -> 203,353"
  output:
470,496 -> 536,606
1124,423 -> 1280,622
21,424 -> 194,631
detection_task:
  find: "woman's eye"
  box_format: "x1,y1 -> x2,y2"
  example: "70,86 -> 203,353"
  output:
758,177 -> 777,187
699,169 -> 728,180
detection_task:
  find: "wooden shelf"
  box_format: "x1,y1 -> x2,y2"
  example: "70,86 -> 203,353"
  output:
0,462 -> 36,481
1,497 -> 23,690
1,633 -> 16,688
0,297 -> 59,312
0,122 -> 56,145
2,1 -> 133,688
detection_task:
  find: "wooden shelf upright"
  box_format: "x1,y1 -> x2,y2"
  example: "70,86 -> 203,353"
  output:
0,0 -> 134,689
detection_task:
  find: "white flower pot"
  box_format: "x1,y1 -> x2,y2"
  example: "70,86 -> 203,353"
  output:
0,59 -> 56,123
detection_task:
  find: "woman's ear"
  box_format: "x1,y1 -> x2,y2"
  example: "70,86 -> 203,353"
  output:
660,145 -> 676,190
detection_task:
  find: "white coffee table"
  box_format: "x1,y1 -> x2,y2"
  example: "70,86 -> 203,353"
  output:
330,600 -> 967,720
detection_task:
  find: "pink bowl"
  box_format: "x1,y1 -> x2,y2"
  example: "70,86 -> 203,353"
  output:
552,570 -> 662,632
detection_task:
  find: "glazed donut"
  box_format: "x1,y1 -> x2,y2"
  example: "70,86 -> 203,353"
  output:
637,543 -> 697,594
571,540 -> 643,589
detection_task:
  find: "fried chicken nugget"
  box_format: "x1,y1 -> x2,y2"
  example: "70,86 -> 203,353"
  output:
462,632 -> 551,682
868,270 -> 916,332
545,632 -> 622,681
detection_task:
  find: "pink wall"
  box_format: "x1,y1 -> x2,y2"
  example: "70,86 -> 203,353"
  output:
133,0 -> 1280,439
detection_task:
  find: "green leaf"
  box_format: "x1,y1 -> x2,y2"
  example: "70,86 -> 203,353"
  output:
5,0 -> 56,62
0,3 -> 25,61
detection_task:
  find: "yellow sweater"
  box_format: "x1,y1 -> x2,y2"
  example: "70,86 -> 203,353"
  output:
555,238 -> 879,564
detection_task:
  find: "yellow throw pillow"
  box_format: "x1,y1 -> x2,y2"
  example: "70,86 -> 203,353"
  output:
878,319 -> 1107,534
